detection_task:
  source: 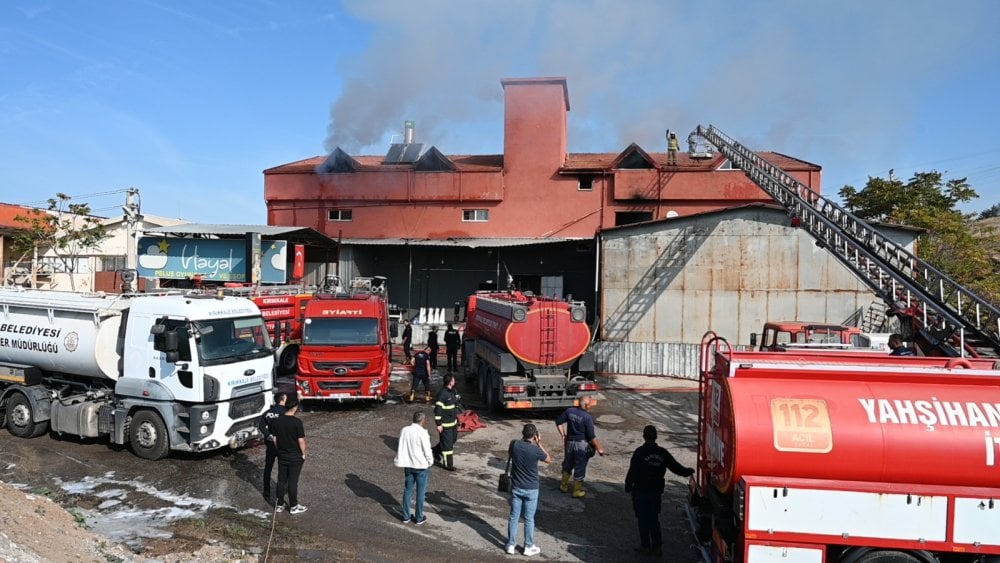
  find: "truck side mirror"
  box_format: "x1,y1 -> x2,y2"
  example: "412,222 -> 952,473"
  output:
750,333 -> 758,347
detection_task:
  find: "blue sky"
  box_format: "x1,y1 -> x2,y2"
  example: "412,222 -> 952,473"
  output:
2,0 -> 999,224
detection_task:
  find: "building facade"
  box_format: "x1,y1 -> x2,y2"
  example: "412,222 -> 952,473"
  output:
264,77 -> 821,320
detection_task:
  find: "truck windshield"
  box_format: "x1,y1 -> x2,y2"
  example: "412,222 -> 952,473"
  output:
196,316 -> 274,363
303,318 -> 379,346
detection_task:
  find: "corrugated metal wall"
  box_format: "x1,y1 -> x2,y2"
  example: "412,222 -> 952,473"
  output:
592,341 -> 700,379
594,206 -> 917,377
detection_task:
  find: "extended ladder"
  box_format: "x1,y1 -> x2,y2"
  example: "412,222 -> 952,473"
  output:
696,125 -> 1000,357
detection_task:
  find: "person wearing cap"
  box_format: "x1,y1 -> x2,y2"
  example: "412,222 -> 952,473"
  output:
555,395 -> 604,498
625,425 -> 694,557
505,423 -> 551,557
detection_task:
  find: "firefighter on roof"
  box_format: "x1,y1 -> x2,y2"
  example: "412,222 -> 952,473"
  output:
433,373 -> 461,471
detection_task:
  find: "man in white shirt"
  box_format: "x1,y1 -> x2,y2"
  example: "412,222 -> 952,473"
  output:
394,410 -> 435,524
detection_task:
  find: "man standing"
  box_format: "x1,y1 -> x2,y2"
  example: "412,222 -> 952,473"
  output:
433,373 -> 460,471
401,319 -> 413,364
625,425 -> 694,557
505,423 -> 551,557
427,326 -> 440,369
394,411 -> 434,525
667,131 -> 680,165
260,391 -> 287,502
443,323 -> 461,373
273,398 -> 307,514
555,395 -> 604,498
409,346 -> 432,403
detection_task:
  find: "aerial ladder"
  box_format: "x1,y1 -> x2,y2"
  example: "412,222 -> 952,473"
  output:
695,125 -> 1000,358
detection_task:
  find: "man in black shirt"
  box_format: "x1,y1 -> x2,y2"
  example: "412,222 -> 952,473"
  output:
259,391 -> 287,501
443,323 -> 461,373
625,425 -> 693,557
272,398 -> 307,514
409,347 -> 432,403
427,326 -> 439,369
401,319 -> 413,363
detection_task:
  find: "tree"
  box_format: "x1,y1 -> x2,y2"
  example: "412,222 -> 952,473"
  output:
839,172 -> 1000,305
12,193 -> 110,291
979,203 -> 1000,220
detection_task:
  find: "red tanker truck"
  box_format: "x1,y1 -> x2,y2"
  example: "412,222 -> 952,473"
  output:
689,332 -> 1000,563
462,290 -> 598,411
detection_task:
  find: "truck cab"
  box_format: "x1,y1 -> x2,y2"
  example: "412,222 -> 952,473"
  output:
752,321 -> 876,351
295,277 -> 391,402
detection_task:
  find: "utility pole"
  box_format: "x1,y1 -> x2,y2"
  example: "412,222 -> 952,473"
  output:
122,187 -> 142,292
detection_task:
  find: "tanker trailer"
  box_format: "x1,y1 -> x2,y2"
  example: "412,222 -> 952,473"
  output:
0,287 -> 275,460
689,333 -> 1000,563
462,291 -> 598,411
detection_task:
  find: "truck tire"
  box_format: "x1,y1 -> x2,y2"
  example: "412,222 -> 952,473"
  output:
485,382 -> 500,413
129,410 -> 170,460
856,551 -> 921,563
278,346 -> 299,375
4,392 -> 49,439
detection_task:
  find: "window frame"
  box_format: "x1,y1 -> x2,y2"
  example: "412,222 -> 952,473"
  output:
327,209 -> 354,222
462,209 -> 489,222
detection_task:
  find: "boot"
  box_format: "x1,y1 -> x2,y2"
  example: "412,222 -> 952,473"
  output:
407,391 -> 415,403
559,472 -> 571,493
572,479 -> 586,498
425,391 -> 432,403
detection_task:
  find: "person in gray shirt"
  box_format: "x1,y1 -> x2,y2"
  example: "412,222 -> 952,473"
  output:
505,423 -> 551,557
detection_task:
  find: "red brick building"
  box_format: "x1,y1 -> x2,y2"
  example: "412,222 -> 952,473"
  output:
264,77 -> 820,316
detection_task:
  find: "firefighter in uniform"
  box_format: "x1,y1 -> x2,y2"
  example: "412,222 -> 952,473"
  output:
433,373 -> 460,471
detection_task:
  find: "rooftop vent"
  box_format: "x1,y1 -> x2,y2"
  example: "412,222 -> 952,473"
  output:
384,120 -> 425,164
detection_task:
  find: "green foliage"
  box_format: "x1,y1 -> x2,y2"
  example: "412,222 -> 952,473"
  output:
839,172 -> 1000,305
979,203 -> 1000,220
12,193 -> 110,290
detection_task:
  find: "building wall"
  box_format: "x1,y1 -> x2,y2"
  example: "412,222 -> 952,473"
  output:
599,206 -> 916,348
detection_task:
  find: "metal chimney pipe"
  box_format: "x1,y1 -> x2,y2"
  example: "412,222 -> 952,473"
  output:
404,120 -> 415,144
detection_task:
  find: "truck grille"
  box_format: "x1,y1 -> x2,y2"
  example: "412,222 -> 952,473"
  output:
317,380 -> 361,391
314,361 -> 368,373
229,394 -> 264,420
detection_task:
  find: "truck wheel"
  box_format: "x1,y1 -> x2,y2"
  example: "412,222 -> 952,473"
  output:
856,551 -> 921,563
4,393 -> 48,439
129,410 -> 170,460
278,346 -> 299,375
485,383 -> 500,413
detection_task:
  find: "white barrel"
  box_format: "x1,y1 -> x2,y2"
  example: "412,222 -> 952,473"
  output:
0,289 -> 128,381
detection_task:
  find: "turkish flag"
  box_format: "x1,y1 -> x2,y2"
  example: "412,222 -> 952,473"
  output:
293,245 -> 305,279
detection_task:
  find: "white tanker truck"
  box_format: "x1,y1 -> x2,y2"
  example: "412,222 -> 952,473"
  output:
0,287 -> 275,460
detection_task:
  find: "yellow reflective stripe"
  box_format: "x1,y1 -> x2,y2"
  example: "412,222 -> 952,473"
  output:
437,404 -> 457,410
442,421 -> 458,428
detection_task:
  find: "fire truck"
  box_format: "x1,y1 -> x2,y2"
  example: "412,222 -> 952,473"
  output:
223,284 -> 312,376
295,277 -> 392,402
689,332 -> 1000,563
752,321 -> 888,352
462,290 -> 598,411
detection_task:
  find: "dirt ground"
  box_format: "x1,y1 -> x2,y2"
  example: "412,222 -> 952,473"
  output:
0,370 -> 702,563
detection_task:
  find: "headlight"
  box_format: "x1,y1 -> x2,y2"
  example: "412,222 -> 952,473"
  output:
201,411 -> 211,421
512,307 -> 527,322
571,306 -> 585,322
200,425 -> 209,435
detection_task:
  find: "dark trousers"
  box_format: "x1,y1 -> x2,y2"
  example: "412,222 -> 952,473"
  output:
263,442 -> 279,496
276,458 -> 304,507
410,374 -> 430,393
632,491 -> 662,549
446,347 -> 458,371
429,347 -> 439,368
435,425 -> 458,468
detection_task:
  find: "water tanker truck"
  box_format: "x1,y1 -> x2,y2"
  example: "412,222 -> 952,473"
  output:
462,290 -> 598,411
0,287 -> 275,460
689,332 -> 1000,563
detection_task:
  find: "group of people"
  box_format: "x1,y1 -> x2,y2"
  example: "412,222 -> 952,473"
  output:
393,391 -> 693,558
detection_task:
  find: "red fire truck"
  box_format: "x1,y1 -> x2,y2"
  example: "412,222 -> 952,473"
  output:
224,284 -> 311,376
295,277 -> 391,402
689,332 -> 1000,563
